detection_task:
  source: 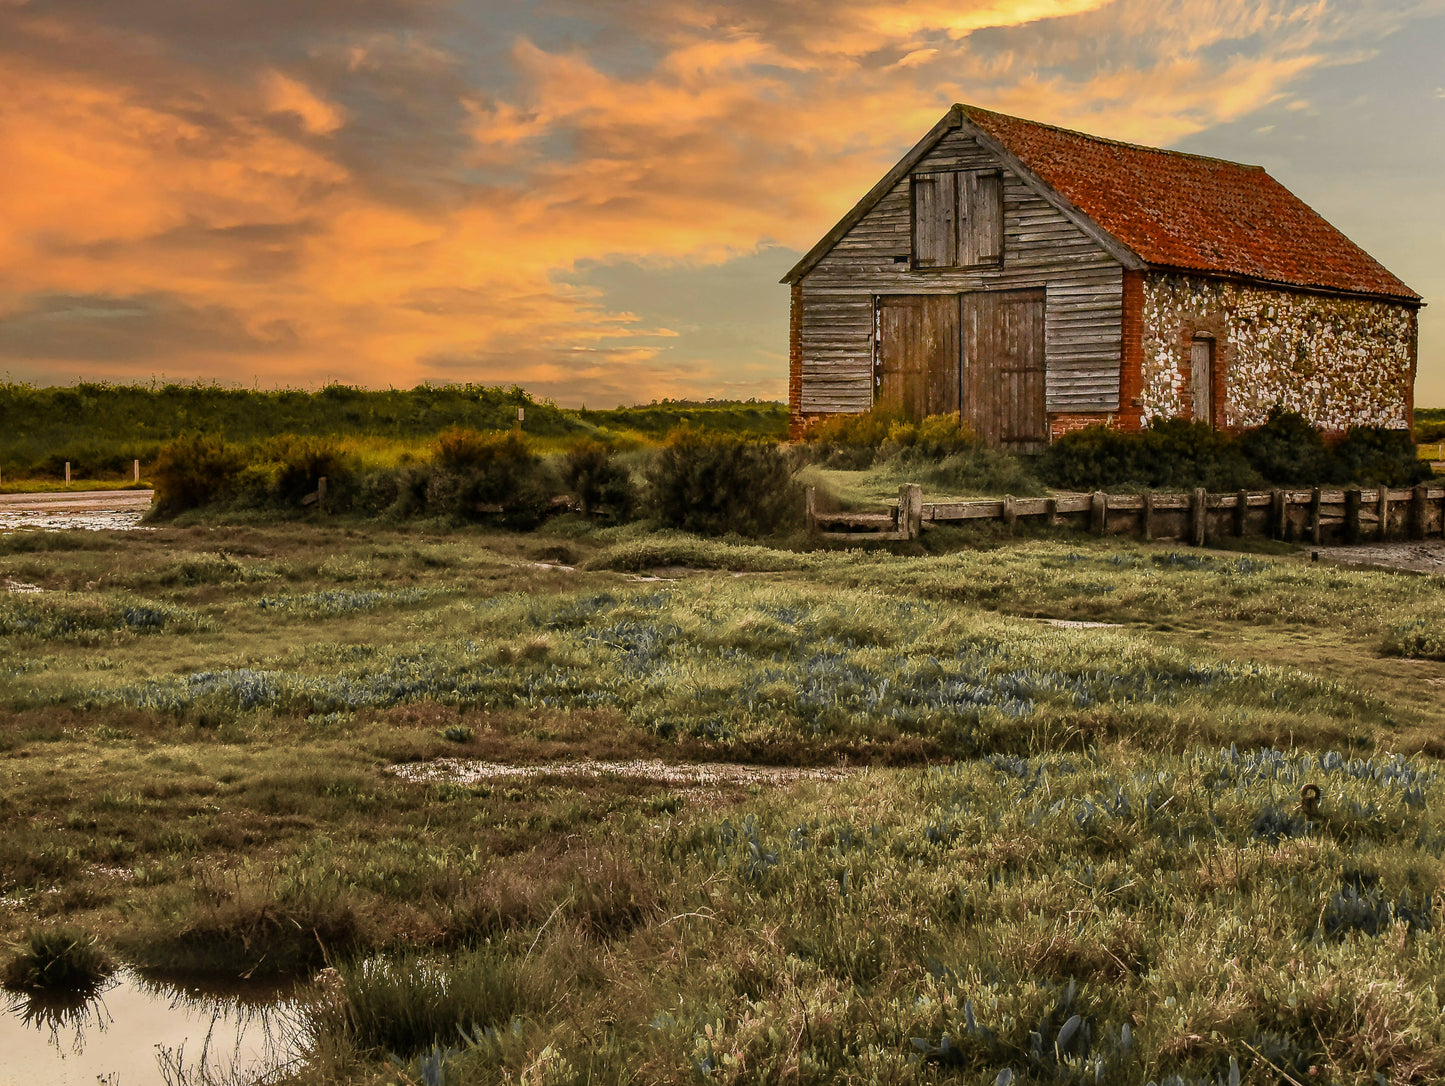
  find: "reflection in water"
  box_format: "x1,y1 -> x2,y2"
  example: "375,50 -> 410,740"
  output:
0,969 -> 305,1086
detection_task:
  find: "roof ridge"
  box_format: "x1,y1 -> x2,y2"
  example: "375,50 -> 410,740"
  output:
957,104 -> 1267,171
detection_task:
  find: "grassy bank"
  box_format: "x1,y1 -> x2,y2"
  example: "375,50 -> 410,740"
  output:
0,382 -> 787,486
3,523 -> 1444,1083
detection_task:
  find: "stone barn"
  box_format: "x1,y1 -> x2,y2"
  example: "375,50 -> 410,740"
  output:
783,104 -> 1423,448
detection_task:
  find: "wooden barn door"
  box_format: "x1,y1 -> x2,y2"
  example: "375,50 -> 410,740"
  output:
875,295 -> 960,419
961,289 -> 1046,451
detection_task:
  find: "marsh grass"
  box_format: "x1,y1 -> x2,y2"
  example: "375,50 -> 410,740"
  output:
4,523 -> 1445,1083
2,926 -> 115,991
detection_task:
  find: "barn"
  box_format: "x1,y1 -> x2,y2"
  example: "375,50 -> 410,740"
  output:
783,104 -> 1423,448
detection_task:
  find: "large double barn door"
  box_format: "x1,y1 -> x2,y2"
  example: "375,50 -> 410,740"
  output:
876,289 -> 1046,451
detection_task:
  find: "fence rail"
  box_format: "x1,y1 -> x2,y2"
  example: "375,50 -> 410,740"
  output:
807,483 -> 1445,546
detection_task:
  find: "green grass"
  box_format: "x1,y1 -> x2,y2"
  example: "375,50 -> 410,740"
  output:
4,522 -> 1445,1083
2,926 -> 115,991
0,381 -> 788,485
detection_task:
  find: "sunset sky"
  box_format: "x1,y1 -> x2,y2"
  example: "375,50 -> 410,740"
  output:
2,0 -> 1443,407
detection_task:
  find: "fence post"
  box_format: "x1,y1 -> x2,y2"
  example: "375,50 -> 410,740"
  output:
1002,494 -> 1017,532
1142,491 -> 1155,541
1344,488 -> 1362,544
1309,487 -> 1323,545
317,476 -> 328,512
805,486 -> 817,534
1270,488 -> 1286,540
65,461 -> 71,485
1377,488 -> 1390,540
133,459 -> 140,483
1411,484 -> 1428,540
1191,488 -> 1207,547
1046,497 -> 1059,528
1234,489 -> 1249,538
1090,491 -> 1107,535
901,483 -> 923,540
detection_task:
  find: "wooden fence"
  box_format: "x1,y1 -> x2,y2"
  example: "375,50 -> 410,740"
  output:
807,483 -> 1445,546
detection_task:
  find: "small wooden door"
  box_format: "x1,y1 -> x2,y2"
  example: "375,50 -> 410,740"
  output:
961,288 -> 1046,450
1190,336 -> 1214,427
876,295 -> 959,418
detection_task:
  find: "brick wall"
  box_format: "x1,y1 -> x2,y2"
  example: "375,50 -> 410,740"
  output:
1116,269 -> 1145,432
1049,412 -> 1113,439
788,283 -> 806,439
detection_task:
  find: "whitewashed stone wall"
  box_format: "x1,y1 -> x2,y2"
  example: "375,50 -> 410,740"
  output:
1140,273 -> 1415,430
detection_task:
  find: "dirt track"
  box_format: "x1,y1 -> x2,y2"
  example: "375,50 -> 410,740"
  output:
0,489 -> 153,531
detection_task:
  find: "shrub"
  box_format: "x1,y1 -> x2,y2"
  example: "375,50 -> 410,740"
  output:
1039,425 -> 1144,491
263,434 -> 355,505
802,408 -> 900,448
1331,425 -> 1431,486
647,428 -> 801,537
1043,419 -> 1262,492
427,429 -> 557,528
885,414 -> 979,461
149,432 -> 246,517
2,927 -> 114,991
561,439 -> 637,521
1240,408 -> 1332,485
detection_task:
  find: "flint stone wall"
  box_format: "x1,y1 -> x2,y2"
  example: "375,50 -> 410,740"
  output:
1140,272 -> 1415,431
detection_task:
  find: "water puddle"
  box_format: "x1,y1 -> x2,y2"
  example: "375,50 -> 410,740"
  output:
391,756 -> 853,789
0,490 -> 153,532
0,969 -> 304,1085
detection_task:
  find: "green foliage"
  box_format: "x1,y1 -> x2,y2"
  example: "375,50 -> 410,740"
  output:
1044,419 -> 1262,492
1383,619 -> 1445,661
441,725 -> 474,743
1046,412 -> 1430,492
1239,407 -> 1332,486
149,432 -> 247,517
0,593 -> 209,642
1414,408 -> 1445,443
318,947 -> 535,1058
561,439 -> 638,521
1331,425 -> 1432,487
2,926 -> 114,991
426,430 -> 558,528
646,429 -> 801,537
572,399 -> 787,440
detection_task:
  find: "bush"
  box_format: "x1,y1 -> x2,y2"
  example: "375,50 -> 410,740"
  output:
647,429 -> 800,536
1240,408 -> 1332,486
1044,419 -> 1262,492
1331,425 -> 1431,487
885,414 -> 979,461
561,439 -> 637,521
149,432 -> 247,517
426,429 -> 557,528
2,926 -> 114,991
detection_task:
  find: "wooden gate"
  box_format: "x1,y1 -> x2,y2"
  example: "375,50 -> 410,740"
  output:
876,289 -> 1046,449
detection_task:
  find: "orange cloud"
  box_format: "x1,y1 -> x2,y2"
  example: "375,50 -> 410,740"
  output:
0,0 -> 1431,403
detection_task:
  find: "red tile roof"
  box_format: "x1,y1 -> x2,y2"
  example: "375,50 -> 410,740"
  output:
960,105 -> 1420,302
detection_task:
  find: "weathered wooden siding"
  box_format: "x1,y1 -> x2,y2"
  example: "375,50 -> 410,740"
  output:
798,130 -> 1123,415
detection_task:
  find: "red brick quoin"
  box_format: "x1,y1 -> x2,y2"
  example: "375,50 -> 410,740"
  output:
788,283 -> 806,439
